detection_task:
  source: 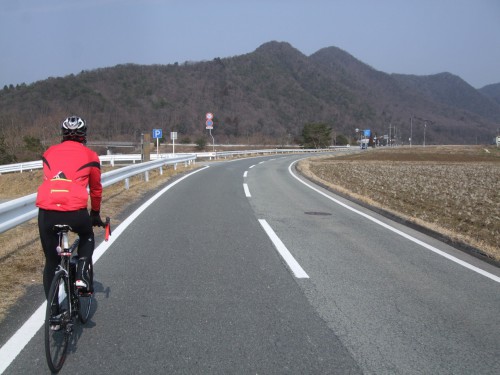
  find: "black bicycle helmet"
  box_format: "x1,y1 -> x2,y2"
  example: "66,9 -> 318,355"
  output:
61,116 -> 87,143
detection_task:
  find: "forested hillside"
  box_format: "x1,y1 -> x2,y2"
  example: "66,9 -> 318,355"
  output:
1,41 -> 499,162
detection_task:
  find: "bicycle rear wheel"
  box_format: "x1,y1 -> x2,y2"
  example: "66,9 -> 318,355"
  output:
77,294 -> 92,323
45,270 -> 71,373
77,262 -> 93,323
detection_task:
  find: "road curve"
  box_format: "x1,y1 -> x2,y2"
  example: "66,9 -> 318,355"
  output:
1,154 -> 499,374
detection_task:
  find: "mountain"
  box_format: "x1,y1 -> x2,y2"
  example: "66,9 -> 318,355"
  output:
310,47 -> 500,143
392,73 -> 500,123
479,83 -> 500,106
1,41 -> 499,161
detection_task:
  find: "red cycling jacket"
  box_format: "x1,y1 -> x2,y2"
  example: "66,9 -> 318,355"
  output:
36,141 -> 102,212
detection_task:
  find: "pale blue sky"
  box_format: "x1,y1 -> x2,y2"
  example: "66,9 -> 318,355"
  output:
1,0 -> 499,89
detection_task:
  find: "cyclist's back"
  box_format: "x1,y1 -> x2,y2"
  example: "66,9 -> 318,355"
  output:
36,140 -> 101,211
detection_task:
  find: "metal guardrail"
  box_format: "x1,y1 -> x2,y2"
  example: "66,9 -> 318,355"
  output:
0,154 -> 196,234
210,147 -> 348,159
0,154 -> 160,173
0,153 -> 186,173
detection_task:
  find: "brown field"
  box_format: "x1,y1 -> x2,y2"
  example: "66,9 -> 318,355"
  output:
297,145 -> 500,263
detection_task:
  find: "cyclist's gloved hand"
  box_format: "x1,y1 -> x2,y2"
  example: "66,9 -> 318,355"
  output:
90,210 -> 105,227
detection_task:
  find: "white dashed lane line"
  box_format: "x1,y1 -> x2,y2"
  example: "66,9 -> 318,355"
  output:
259,219 -> 309,279
243,183 -> 251,197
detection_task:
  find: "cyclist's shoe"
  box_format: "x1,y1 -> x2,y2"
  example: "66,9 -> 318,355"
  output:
49,310 -> 66,331
75,279 -> 93,295
75,279 -> 88,290
76,257 -> 92,293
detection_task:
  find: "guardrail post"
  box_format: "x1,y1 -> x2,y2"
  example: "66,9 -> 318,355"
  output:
174,163 -> 177,170
125,178 -> 130,190
160,166 -> 163,175
145,171 -> 149,182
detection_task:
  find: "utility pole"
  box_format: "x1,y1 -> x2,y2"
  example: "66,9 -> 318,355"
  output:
410,116 -> 413,147
424,121 -> 427,147
388,123 -> 391,147
414,116 -> 433,147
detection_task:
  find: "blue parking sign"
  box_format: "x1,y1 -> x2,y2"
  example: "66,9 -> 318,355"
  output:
152,129 -> 162,139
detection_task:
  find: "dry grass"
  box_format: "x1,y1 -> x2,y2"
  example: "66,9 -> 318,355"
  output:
298,145 -> 500,262
0,163 -> 198,322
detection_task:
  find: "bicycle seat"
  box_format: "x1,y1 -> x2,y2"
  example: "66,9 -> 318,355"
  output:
53,224 -> 72,232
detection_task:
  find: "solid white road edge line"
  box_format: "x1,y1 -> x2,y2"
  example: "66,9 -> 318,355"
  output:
259,219 -> 310,279
0,165 -> 210,374
288,160 -> 500,284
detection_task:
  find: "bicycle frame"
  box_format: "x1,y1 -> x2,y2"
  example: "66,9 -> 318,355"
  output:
54,227 -> 80,318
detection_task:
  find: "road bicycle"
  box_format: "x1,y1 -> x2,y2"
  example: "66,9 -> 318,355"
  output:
45,217 -> 111,373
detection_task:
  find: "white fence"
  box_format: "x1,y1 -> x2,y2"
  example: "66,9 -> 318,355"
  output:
0,154 -> 196,234
0,160 -> 42,174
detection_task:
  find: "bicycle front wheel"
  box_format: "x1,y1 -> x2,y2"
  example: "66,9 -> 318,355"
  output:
45,270 -> 71,373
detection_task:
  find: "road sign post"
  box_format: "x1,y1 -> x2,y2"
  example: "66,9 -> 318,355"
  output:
205,113 -> 215,155
152,129 -> 162,158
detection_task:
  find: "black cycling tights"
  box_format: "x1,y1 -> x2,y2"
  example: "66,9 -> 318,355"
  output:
38,209 -> 94,298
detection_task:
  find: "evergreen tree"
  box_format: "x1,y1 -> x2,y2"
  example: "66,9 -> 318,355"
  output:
0,136 -> 16,164
302,123 -> 331,148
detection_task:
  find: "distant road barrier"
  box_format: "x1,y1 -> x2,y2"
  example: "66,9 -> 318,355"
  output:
0,147 -> 350,172
0,147 -> 349,233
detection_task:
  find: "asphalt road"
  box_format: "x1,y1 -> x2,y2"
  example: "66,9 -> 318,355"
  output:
2,154 -> 500,374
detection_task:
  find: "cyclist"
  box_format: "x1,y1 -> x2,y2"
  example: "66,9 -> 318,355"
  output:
36,116 -> 104,301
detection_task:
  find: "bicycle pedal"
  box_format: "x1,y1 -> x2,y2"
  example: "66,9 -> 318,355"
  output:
49,316 -> 62,325
78,291 -> 93,297
50,324 -> 61,331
